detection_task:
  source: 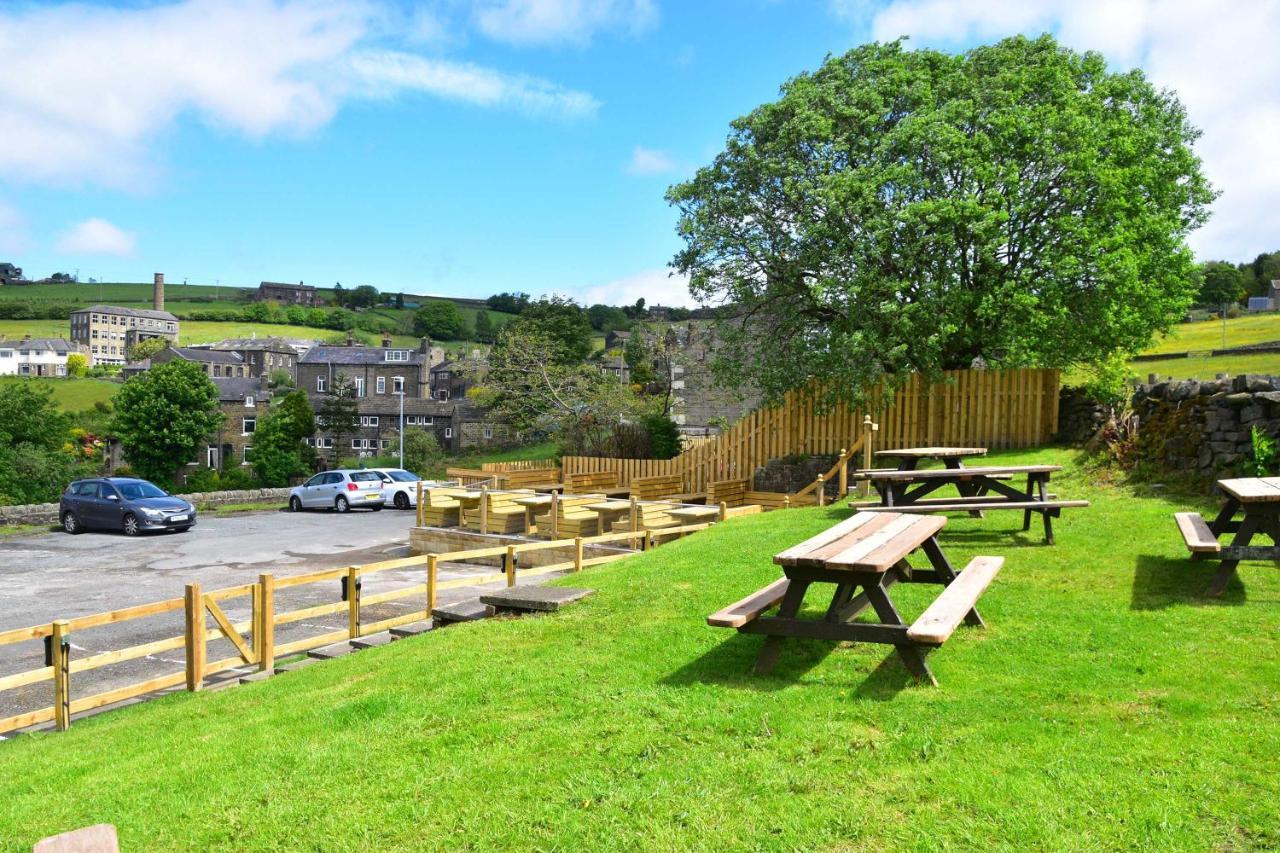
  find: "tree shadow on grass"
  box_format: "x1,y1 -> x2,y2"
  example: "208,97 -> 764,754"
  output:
660,631 -> 917,699
1131,553 -> 1246,609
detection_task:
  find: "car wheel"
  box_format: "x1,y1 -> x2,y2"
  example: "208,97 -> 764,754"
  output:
370,505 -> 383,512
122,513 -> 141,536
62,511 -> 82,534
394,492 -> 410,510
289,496 -> 302,513
335,496 -> 350,513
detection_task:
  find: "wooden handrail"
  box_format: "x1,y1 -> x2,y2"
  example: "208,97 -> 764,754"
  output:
794,435 -> 867,500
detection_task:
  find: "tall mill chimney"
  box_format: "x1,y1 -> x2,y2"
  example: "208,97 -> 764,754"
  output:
153,272 -> 165,312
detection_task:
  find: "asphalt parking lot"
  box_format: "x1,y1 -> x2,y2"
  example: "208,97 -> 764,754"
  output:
0,506 -> 520,721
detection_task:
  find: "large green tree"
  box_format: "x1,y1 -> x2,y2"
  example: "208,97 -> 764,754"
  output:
316,375 -> 358,466
414,300 -> 468,340
1198,261 -> 1248,307
668,35 -> 1216,408
0,383 -> 88,505
514,296 -> 594,363
473,309 -> 496,344
113,360 -> 222,485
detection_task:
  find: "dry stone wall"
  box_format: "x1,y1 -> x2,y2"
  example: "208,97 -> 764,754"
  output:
0,487 -> 290,527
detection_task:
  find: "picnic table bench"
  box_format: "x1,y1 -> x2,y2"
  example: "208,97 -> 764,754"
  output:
707,512 -> 1004,685
850,464 -> 1089,543
1175,476 -> 1280,596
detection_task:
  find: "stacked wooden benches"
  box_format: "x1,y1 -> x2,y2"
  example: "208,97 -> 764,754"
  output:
494,467 -> 562,491
419,487 -> 467,527
631,474 -> 706,504
535,494 -> 605,538
708,477 -> 816,512
461,489 -> 535,534
706,512 -> 1004,685
565,471 -> 629,497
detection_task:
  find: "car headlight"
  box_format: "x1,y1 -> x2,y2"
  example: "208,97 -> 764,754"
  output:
142,507 -> 166,518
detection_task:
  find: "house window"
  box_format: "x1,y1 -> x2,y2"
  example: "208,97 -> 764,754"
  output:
384,350 -> 408,362
445,427 -> 453,439
245,396 -> 255,408
207,446 -> 218,467
483,425 -> 493,439
355,377 -> 365,397
243,416 -> 256,435
376,376 -> 386,394
242,446 -> 253,465
380,439 -> 390,450
437,389 -> 450,401
316,376 -> 327,393
393,376 -> 404,393
360,416 -> 379,427
56,365 -> 66,376
213,365 -> 222,377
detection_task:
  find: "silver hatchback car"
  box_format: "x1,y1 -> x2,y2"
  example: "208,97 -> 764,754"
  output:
288,469 -> 386,513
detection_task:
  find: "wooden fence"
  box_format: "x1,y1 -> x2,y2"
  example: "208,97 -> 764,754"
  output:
480,460 -> 558,473
563,368 -> 1060,492
0,522 -> 714,736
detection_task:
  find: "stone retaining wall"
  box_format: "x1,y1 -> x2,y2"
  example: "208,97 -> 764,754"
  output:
752,454 -> 841,497
0,487 -> 290,527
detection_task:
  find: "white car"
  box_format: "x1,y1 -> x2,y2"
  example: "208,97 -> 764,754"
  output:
370,468 -> 428,510
288,469 -> 386,513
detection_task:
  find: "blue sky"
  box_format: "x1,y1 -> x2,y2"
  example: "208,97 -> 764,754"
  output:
1,1 -> 1276,306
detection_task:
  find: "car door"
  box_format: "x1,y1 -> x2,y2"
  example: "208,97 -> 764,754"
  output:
300,474 -> 326,507
326,472 -> 345,505
66,482 -> 96,527
96,483 -> 125,528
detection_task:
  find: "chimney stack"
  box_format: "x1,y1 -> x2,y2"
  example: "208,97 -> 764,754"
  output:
153,273 -> 165,312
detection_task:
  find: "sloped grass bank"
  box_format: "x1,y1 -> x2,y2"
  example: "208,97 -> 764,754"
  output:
1,449 -> 1278,848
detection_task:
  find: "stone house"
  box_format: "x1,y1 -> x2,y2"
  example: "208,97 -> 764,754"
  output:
196,377 -> 270,472
0,337 -> 87,376
298,337 -> 444,403
150,345 -> 250,378
604,329 -> 632,351
192,337 -> 300,383
69,305 -> 179,365
256,281 -> 316,306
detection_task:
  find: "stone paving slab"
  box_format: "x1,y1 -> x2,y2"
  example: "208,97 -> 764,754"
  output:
308,641 -> 356,660
275,657 -> 320,674
390,619 -> 434,638
480,586 -> 595,613
351,631 -> 394,650
239,670 -> 273,684
432,599 -> 494,624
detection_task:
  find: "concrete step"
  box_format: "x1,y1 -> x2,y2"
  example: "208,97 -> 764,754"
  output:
480,586 -> 595,613
351,631 -> 394,650
390,619 -> 434,638
275,657 -> 320,674
239,670 -> 272,684
308,641 -> 356,660
432,599 -> 494,626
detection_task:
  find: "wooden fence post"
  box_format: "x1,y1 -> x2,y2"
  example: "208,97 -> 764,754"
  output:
51,619 -> 70,731
427,554 -> 438,611
346,566 -> 360,639
505,545 -> 517,587
837,448 -> 848,498
629,496 -> 639,532
816,474 -> 825,507
644,530 -> 654,551
416,482 -> 424,527
184,583 -> 205,692
479,485 -> 489,534
550,491 -> 560,540
257,574 -> 274,674
718,501 -> 728,522
574,537 -> 584,572
860,414 -> 876,497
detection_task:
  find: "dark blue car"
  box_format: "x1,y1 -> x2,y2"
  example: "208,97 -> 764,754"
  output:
60,477 -> 197,536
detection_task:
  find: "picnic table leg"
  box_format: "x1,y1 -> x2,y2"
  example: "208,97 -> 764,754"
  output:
1037,476 -> 1054,544
753,580 -> 810,675
1022,473 -> 1034,531
824,583 -> 856,621
921,537 -> 983,628
1209,498 -> 1241,536
1208,512 -> 1259,597
945,458 -> 983,518
862,578 -> 935,685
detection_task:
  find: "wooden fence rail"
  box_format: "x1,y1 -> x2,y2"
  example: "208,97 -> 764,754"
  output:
563,368 -> 1059,493
0,521 -> 714,736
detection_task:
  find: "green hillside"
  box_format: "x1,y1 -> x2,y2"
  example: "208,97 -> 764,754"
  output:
1145,313 -> 1280,355
0,376 -> 118,411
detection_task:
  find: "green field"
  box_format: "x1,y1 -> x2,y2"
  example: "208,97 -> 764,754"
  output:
0,319 -> 421,349
0,376 -> 118,411
0,282 -> 250,306
1145,312 -> 1280,355
1,447 -> 1277,848
1133,352 -> 1280,381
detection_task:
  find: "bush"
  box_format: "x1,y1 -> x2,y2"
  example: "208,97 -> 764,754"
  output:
645,414 -> 682,459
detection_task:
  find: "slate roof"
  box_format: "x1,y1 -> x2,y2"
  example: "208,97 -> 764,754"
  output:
72,304 -> 178,322
300,345 -> 423,366
0,337 -> 77,353
200,336 -> 301,353
212,376 -> 266,403
354,398 -> 455,417
170,346 -> 244,365
260,281 -> 315,291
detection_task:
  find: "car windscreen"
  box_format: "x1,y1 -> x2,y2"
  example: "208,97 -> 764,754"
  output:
116,481 -> 167,500
350,472 -> 382,482
387,470 -> 418,482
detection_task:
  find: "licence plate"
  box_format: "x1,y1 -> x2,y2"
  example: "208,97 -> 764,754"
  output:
169,514 -> 188,522
364,493 -> 380,500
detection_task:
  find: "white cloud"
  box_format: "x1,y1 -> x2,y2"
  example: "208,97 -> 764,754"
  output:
55,219 -> 137,257
349,50 -> 599,117
474,0 -> 657,46
626,146 -> 676,176
0,0 -> 600,189
844,0 -> 1280,260
566,268 -> 695,308
0,201 -> 28,255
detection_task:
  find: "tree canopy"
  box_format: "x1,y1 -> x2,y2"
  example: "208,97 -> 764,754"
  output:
316,375 -> 358,465
113,360 -> 222,485
1198,261 -> 1248,307
667,35 -> 1216,408
515,297 -> 594,364
414,300 -> 468,340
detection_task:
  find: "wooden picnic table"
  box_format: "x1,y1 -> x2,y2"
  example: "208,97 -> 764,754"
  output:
1175,476 -> 1280,596
513,494 -> 554,534
874,446 -> 988,470
706,512 -> 1004,686
851,465 -> 1089,544
586,499 -> 633,531
667,505 -> 721,524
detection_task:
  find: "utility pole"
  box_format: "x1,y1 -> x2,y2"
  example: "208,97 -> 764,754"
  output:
1222,302 -> 1228,348
396,390 -> 405,469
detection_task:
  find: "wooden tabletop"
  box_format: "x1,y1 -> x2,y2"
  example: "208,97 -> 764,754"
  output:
875,447 -> 987,459
774,511 -> 946,573
586,500 -> 632,513
857,464 -> 1060,482
1217,477 -> 1280,503
512,495 -> 554,508
668,506 -> 720,522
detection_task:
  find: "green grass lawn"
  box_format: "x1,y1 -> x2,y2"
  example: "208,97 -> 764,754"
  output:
1134,352 -> 1280,381
1,447 -> 1278,848
1145,313 -> 1280,355
0,376 -> 118,411
0,319 -> 420,349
